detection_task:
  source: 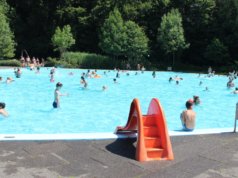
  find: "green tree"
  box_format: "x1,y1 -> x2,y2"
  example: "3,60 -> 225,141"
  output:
51,25 -> 75,58
99,8 -> 126,58
0,10 -> 15,59
204,38 -> 230,65
124,20 -> 149,64
158,8 -> 189,66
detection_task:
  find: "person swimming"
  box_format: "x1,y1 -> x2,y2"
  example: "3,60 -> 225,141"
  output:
232,87 -> 238,94
80,76 -> 88,88
113,78 -> 118,84
102,85 -> 107,91
169,77 -> 173,82
15,68 -> 22,78
6,77 -> 14,84
193,96 -> 201,105
0,102 -> 8,117
227,80 -> 235,88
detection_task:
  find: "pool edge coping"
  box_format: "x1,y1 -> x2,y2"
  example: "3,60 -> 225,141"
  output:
0,128 -> 234,141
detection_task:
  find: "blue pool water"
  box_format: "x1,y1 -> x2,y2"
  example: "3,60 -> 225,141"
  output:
0,68 -> 236,134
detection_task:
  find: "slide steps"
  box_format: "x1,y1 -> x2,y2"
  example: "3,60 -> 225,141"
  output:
115,98 -> 174,162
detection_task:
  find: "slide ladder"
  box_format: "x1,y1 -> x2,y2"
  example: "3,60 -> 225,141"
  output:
115,98 -> 174,162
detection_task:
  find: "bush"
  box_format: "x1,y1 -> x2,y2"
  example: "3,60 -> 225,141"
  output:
0,59 -> 21,67
62,52 -> 121,69
45,57 -> 73,68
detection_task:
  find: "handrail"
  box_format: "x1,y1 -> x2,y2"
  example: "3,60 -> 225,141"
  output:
115,99 -> 140,132
147,98 -> 174,160
133,99 -> 146,161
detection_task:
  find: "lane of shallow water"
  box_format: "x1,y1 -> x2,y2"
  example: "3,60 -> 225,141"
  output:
0,68 -> 236,134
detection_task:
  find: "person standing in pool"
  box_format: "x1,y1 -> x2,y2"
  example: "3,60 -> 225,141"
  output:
180,100 -> 196,131
152,71 -> 156,78
53,82 -> 67,108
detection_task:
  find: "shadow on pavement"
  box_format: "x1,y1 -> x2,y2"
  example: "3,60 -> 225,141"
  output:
106,138 -> 137,160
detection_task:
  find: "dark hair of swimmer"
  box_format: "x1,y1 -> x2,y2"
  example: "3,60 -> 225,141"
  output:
113,78 -> 116,82
236,87 -> 238,90
56,82 -> 63,87
185,101 -> 193,109
0,102 -> 6,109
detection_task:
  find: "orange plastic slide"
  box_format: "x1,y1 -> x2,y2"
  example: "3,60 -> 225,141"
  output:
115,98 -> 174,162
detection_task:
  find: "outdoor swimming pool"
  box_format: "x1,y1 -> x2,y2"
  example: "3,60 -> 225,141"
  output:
0,68 -> 236,134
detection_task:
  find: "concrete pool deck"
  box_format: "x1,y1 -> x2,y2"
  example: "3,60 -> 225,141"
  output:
0,133 -> 238,178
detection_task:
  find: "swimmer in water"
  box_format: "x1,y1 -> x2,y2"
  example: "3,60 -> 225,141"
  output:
0,102 -> 8,117
113,78 -> 118,84
6,77 -> 14,84
116,72 -> 120,78
102,85 -> 107,91
152,71 -> 156,78
193,96 -> 201,105
169,77 -> 173,82
80,76 -> 88,88
232,87 -> 238,94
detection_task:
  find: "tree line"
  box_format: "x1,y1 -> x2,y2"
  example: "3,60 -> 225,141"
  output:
1,0 -> 238,68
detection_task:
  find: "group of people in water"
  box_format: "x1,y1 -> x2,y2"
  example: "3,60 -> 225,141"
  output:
1,63 -> 237,133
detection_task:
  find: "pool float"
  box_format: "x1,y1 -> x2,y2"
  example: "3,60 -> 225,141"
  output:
93,75 -> 101,78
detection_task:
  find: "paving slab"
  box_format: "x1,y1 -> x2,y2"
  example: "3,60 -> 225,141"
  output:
0,133 -> 237,178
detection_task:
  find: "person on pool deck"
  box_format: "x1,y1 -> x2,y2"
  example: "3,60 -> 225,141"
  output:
180,100 -> 196,131
53,82 -> 67,108
0,102 -> 8,117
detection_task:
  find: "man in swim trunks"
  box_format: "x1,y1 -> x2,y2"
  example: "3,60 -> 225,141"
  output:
180,100 -> 196,131
53,82 -> 67,108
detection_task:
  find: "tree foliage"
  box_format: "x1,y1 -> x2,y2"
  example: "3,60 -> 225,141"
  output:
205,38 -> 230,65
0,3 -> 15,59
4,0 -> 238,67
100,8 -> 149,63
158,8 -> 189,65
124,20 -> 149,63
51,25 -> 75,58
99,8 -> 126,58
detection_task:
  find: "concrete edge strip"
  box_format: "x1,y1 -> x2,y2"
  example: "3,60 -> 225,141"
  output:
0,128 -> 235,141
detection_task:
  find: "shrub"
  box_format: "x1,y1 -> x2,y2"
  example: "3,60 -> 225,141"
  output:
0,59 -> 21,67
62,52 -> 121,69
45,57 -> 73,68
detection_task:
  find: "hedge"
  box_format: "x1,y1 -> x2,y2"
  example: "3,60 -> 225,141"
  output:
62,52 -> 121,69
0,59 -> 21,67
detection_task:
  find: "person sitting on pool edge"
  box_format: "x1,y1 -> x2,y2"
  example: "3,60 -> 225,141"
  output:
180,100 -> 196,131
53,82 -> 68,108
0,102 -> 8,117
